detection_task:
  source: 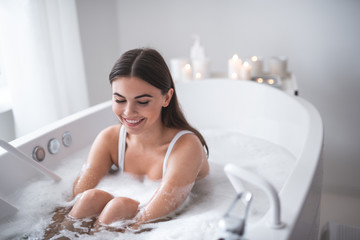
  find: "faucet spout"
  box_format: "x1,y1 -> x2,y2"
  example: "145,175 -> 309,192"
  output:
0,139 -> 61,181
216,191 -> 253,240
224,163 -> 285,229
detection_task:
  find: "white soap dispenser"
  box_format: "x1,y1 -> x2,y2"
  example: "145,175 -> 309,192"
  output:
190,35 -> 209,80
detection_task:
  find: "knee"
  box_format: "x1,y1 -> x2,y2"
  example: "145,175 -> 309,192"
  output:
81,189 -> 112,201
112,197 -> 140,214
69,189 -> 113,218
75,189 -> 114,207
98,197 -> 140,225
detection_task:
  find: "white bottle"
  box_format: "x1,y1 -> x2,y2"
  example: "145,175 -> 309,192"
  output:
190,35 -> 210,80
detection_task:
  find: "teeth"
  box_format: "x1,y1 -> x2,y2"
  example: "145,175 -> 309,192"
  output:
126,119 -> 141,124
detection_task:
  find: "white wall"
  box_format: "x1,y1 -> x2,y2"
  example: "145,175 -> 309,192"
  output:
76,0 -> 360,193
76,0 -> 120,106
0,109 -> 14,142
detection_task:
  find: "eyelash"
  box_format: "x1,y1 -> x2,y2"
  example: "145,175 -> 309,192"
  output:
115,99 -> 149,105
138,101 -> 150,105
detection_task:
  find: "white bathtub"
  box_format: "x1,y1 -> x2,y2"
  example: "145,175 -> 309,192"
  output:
0,79 -> 323,239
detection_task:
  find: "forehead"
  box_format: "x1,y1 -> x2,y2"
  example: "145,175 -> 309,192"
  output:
112,77 -> 161,96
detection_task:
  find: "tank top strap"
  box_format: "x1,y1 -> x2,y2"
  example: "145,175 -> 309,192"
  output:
118,125 -> 126,173
162,130 -> 194,177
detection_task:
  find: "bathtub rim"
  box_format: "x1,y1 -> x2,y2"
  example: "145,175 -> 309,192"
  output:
245,94 -> 323,239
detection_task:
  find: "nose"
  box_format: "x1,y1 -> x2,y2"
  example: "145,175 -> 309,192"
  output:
123,102 -> 137,116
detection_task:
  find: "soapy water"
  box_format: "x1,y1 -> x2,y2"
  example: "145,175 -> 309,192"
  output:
0,129 -> 295,239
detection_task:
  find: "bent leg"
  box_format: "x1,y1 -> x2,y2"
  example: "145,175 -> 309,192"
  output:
69,189 -> 114,218
98,197 -> 140,225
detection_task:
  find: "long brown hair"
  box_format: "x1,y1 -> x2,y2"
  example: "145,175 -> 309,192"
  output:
109,48 -> 208,155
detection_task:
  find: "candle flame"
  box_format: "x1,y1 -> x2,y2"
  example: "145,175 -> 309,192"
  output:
243,61 -> 250,67
184,64 -> 191,70
251,56 -> 258,62
232,54 -> 239,61
256,78 -> 264,83
195,72 -> 202,79
267,79 -> 275,85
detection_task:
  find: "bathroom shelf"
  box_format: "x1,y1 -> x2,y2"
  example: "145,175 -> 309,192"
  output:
249,72 -> 298,96
190,72 -> 299,96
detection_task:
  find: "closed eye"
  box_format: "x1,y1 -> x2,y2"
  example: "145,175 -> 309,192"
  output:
138,101 -> 149,105
113,93 -> 126,104
115,99 -> 126,103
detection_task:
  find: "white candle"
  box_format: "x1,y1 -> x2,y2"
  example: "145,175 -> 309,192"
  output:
181,64 -> 192,81
228,54 -> 242,80
170,58 -> 190,82
192,59 -> 210,80
249,56 -> 263,77
240,61 -> 251,80
269,56 -> 287,78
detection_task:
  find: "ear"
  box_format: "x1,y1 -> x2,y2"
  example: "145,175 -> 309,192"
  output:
162,88 -> 174,107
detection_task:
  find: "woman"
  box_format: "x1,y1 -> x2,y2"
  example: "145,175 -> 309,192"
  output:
69,48 -> 209,228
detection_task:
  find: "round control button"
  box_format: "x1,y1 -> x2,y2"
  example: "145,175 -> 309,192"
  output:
48,138 -> 60,154
62,132 -> 72,147
32,146 -> 46,162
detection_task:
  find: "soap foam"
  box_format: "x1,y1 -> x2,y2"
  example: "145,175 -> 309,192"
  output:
0,130 -> 295,239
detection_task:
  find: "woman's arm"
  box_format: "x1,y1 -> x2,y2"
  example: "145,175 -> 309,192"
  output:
135,134 -> 208,224
73,125 -> 118,197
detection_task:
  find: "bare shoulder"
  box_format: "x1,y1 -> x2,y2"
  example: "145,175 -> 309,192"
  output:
92,124 -> 120,149
165,132 -> 209,183
173,133 -> 204,155
88,124 -> 121,165
97,124 -> 121,142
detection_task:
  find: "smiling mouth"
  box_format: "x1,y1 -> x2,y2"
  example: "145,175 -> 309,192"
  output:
123,118 -> 145,127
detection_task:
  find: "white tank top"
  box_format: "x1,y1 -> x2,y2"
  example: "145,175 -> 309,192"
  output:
117,125 -> 193,177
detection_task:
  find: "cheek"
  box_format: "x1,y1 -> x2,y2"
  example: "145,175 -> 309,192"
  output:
141,105 -> 162,119
112,102 -> 122,116
139,107 -> 153,117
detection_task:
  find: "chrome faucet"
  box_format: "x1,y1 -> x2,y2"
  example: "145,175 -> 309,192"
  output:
0,139 -> 61,181
216,191 -> 253,240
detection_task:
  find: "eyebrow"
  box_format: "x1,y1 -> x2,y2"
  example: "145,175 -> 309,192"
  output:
113,93 -> 153,99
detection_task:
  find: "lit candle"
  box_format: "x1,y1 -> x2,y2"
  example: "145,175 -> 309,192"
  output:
170,58 -> 190,82
231,72 -> 238,79
192,60 -> 209,80
249,56 -> 263,77
256,77 -> 264,83
195,72 -> 202,80
267,78 -> 275,85
269,56 -> 287,78
240,61 -> 251,80
181,64 -> 192,81
228,54 -> 242,80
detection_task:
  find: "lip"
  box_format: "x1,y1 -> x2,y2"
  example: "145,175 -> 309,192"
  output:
123,118 -> 145,127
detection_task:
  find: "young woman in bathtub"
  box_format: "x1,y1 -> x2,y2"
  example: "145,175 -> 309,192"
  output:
68,48 -> 209,229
